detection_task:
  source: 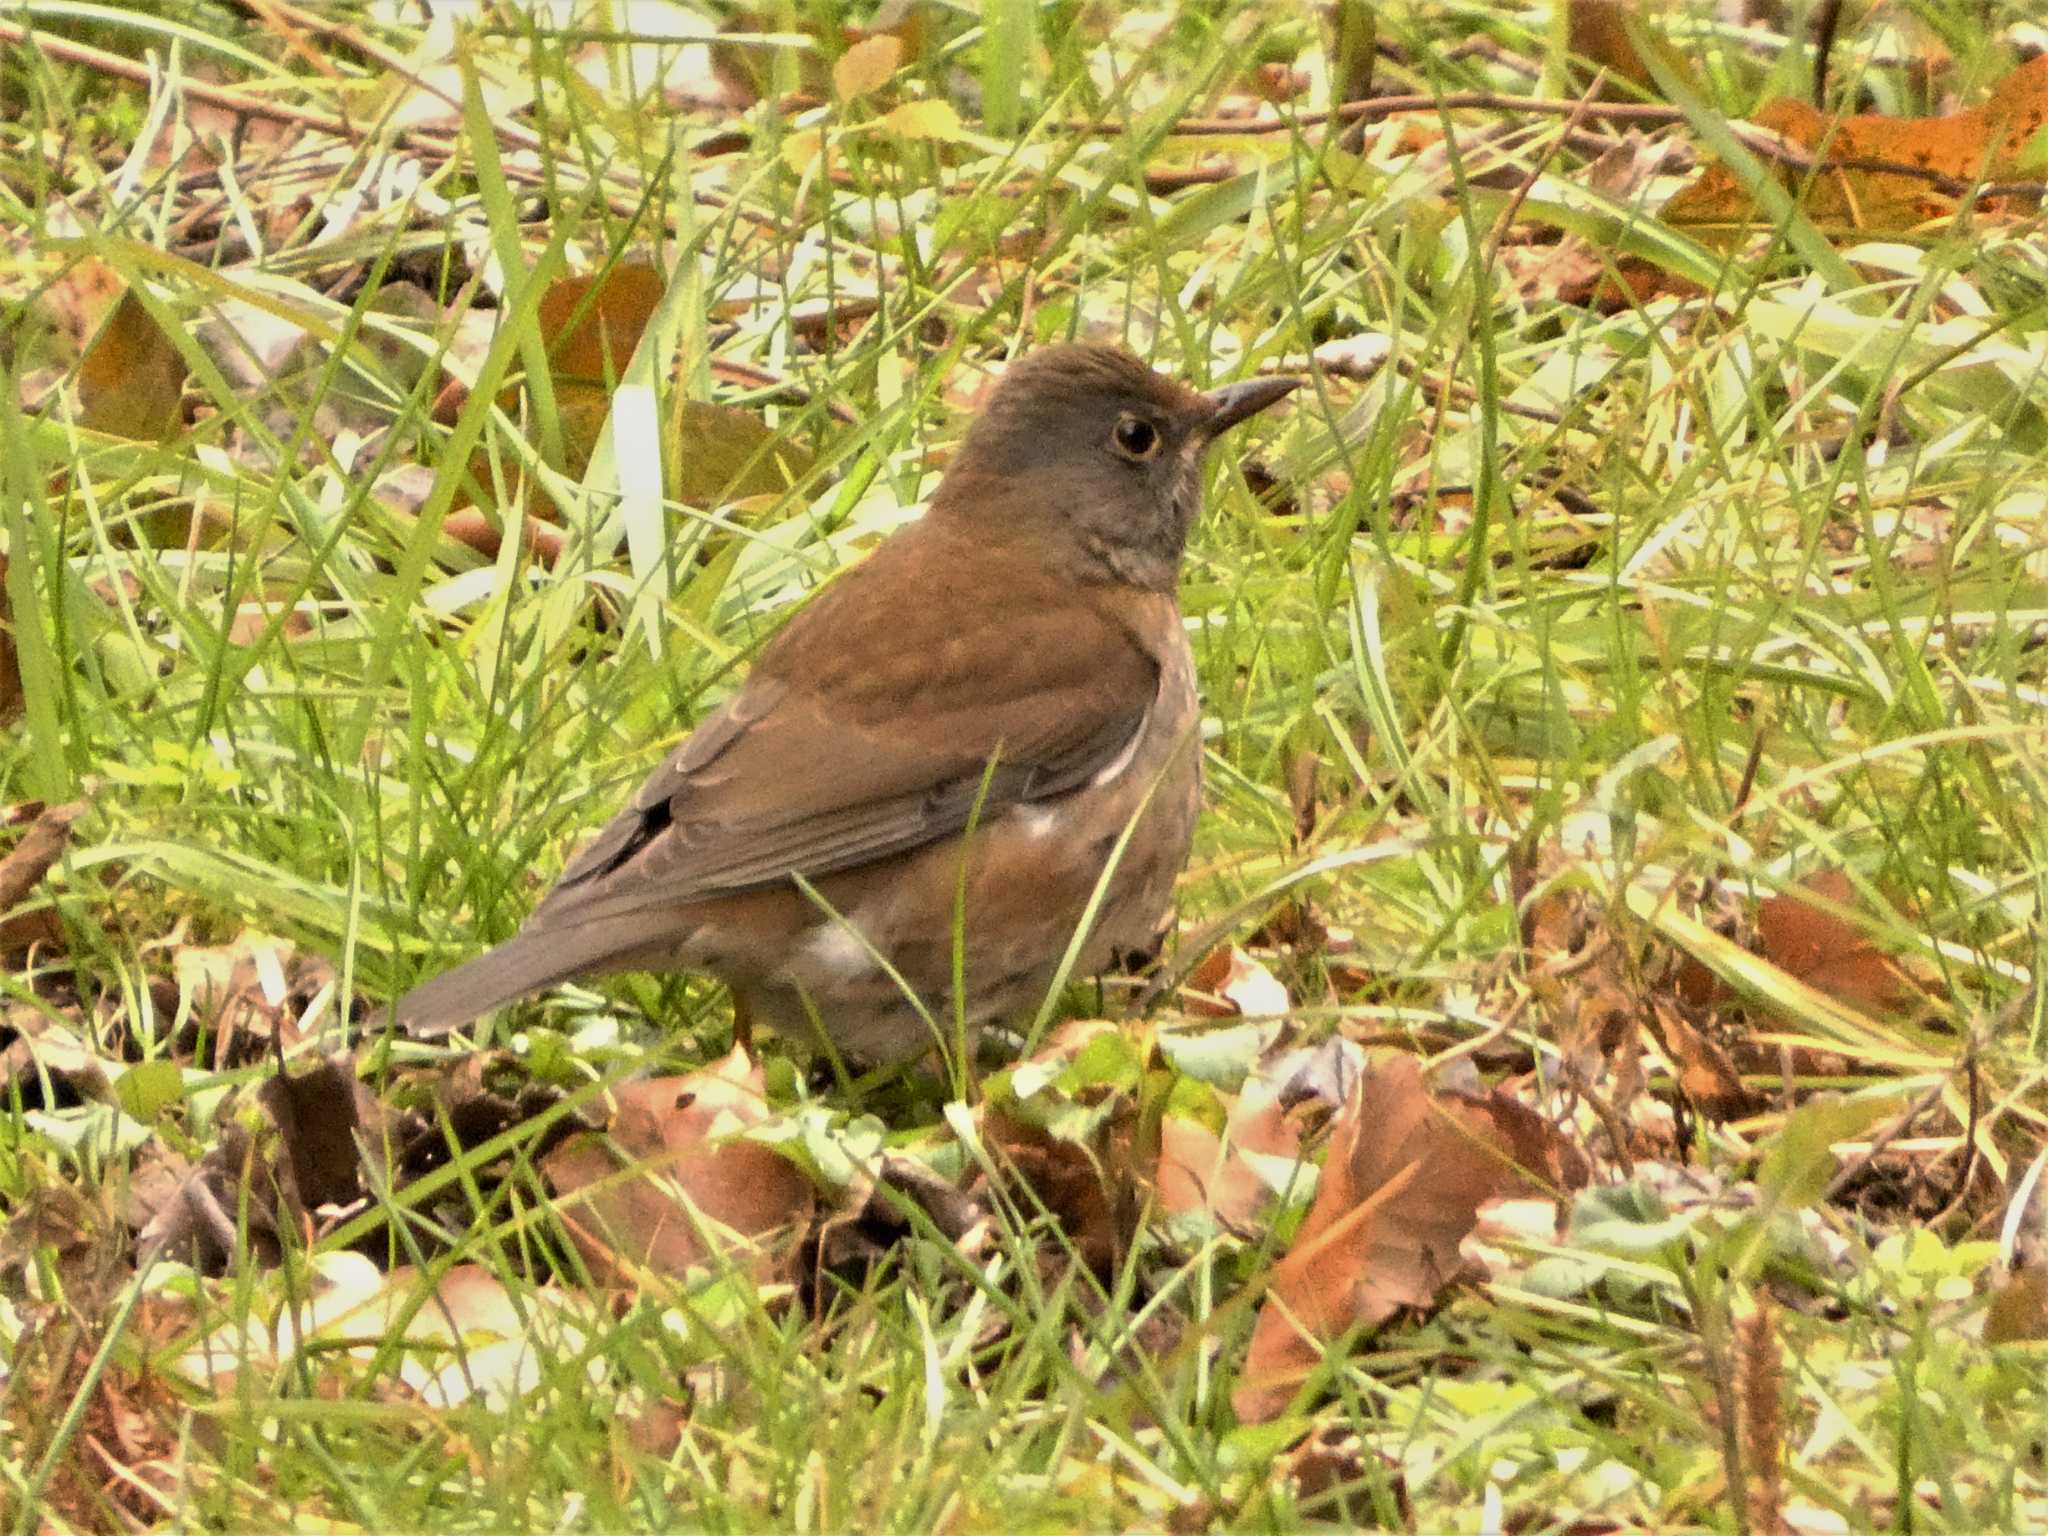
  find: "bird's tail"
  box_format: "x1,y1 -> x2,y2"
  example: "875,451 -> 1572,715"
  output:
392,914 -> 675,1037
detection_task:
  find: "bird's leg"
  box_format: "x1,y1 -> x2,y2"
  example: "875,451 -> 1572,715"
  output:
731,989 -> 755,1056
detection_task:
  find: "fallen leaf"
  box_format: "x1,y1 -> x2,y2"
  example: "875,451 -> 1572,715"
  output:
172,931 -> 302,1067
76,290 -> 187,442
780,125 -> 828,175
136,1052 -> 383,1271
978,1021 -> 1141,1272
0,800 -> 85,962
1157,1118 -> 1269,1226
1567,0 -> 1697,99
1182,945 -> 1290,1018
542,1048 -> 813,1286
1663,53 -> 2048,237
441,507 -> 569,564
539,263 -> 666,388
834,34 -> 902,101
809,1149 -> 990,1276
881,99 -> 968,143
1985,1265 -> 2048,1345
671,400 -> 816,508
1757,870 -> 1919,1018
981,1108 -> 1127,1274
1157,1074 -> 1306,1226
466,263 -> 811,527
1271,1420 -> 1412,1525
1646,1000 -> 1756,1119
1233,1055 -> 1585,1422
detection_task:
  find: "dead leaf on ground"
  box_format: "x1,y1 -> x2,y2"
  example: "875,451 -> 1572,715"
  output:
451,263 -> 814,536
169,931 -> 306,1067
1985,1265 -> 2048,1345
1566,0 -> 1698,100
442,506 -> 570,564
1157,1070 -> 1308,1227
834,34 -> 903,101
982,1108 -> 1130,1274
1757,869 -> 1922,1019
1663,53 -> 2048,237
1182,944 -> 1291,1018
1646,999 -> 1757,1119
1271,1420 -> 1413,1526
542,1047 -> 814,1286
973,1020 -> 1146,1272
1233,1054 -> 1587,1423
10,1316 -> 184,1529
0,799 -> 84,962
1496,238 -> 1613,310
1157,1116 -> 1271,1228
809,1148 -> 989,1279
135,1053 -> 387,1272
76,289 -> 188,443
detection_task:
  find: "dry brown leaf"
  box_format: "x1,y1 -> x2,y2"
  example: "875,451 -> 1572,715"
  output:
76,290 -> 187,442
171,931 -> 302,1066
1497,238 -> 1613,310
1157,1119 -> 1269,1226
0,800 -> 85,962
834,34 -> 903,100
441,507 -> 569,564
35,251 -> 125,360
542,1048 -> 813,1286
1646,1000 -> 1756,1119
528,263 -> 667,496
1157,1089 -> 1303,1226
1664,53 -> 2048,236
137,1052 -> 381,1271
969,1018 -> 1140,1271
1985,1265 -> 2048,1345
981,1108 -> 1127,1274
13,1329 -> 182,1529
458,263 -> 811,530
1567,0 -> 1696,99
257,1053 -> 374,1210
1182,944 -> 1290,1018
1757,869 -> 1920,1018
539,263 -> 666,388
810,1150 -> 990,1276
1233,1055 -> 1585,1423
1271,1420 -> 1413,1526
0,799 -> 84,910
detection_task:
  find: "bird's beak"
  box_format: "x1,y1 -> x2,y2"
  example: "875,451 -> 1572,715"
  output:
1201,374 -> 1302,436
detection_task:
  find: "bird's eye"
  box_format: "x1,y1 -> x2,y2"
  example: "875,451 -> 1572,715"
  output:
1111,414 -> 1161,460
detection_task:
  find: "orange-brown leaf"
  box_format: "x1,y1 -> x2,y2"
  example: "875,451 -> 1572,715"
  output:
537,263 -> 665,385
542,1048 -> 812,1286
1757,869 -> 1918,1017
1664,54 -> 2048,236
1567,0 -> 1695,99
1233,1056 -> 1583,1422
76,290 -> 186,442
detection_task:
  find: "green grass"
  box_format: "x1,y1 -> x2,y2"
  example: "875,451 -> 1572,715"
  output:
6,0 -> 2048,1529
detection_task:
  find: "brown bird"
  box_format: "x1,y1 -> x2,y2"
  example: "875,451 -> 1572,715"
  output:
396,344 -> 1299,1062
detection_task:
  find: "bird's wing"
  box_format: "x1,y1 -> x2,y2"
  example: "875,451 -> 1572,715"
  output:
529,541 -> 1168,928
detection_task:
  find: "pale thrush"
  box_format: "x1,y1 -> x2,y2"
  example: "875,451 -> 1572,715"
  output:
397,344 -> 1300,1061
